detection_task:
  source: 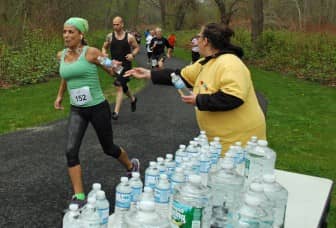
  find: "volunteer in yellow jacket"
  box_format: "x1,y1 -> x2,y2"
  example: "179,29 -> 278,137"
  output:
125,23 -> 266,155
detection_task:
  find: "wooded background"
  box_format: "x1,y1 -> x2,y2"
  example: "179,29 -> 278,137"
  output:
1,0 -> 336,86
2,0 -> 336,44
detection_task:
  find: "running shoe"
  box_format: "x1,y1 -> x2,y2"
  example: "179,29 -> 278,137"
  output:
126,158 -> 140,178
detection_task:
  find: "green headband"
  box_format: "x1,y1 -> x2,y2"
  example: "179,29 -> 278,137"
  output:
64,17 -> 89,33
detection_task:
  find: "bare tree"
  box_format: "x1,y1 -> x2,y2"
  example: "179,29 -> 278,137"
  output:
251,0 -> 264,44
213,0 -> 243,25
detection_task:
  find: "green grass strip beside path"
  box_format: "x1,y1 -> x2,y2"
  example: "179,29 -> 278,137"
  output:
0,68 -> 145,134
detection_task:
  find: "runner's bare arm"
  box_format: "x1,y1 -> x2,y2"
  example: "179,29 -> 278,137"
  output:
87,47 -> 119,76
125,34 -> 140,61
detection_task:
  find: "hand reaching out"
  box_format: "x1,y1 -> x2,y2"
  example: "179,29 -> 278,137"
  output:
124,67 -> 151,79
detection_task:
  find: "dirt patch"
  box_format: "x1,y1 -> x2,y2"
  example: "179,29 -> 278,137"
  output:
0,80 -> 12,89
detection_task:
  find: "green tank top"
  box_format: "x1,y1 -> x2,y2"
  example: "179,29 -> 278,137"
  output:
59,46 -> 105,107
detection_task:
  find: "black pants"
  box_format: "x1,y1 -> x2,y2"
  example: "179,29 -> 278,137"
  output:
114,66 -> 131,93
65,100 -> 121,167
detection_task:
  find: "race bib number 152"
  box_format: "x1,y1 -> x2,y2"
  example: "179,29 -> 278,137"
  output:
70,86 -> 92,106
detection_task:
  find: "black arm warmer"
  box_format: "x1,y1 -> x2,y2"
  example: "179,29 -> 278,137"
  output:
196,91 -> 244,111
151,68 -> 192,88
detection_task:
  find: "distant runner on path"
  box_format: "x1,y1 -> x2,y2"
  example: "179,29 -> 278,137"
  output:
54,17 -> 140,209
149,27 -> 172,69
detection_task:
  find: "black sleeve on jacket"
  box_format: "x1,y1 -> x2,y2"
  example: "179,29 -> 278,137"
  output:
196,91 -> 244,111
151,68 -> 192,88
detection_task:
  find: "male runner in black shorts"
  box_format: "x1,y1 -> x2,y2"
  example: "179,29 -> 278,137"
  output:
102,16 -> 139,120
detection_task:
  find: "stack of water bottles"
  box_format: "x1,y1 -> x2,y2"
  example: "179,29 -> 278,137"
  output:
63,183 -> 110,228
106,130 -> 288,228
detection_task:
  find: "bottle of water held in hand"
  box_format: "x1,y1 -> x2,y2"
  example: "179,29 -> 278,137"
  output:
97,56 -> 123,75
170,72 -> 192,96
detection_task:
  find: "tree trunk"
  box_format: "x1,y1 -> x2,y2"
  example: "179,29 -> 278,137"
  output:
159,0 -> 167,28
251,0 -> 264,44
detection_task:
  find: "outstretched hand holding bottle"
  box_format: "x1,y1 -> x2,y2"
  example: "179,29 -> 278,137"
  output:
124,67 -> 196,106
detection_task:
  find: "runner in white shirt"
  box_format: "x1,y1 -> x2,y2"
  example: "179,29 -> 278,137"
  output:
145,29 -> 155,64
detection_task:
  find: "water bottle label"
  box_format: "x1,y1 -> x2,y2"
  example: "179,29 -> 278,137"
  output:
167,167 -> 175,176
199,161 -> 210,173
115,191 -> 131,208
154,187 -> 170,203
102,58 -> 113,68
171,200 -> 203,228
145,174 -> 158,188
131,186 -> 142,202
173,78 -> 186,90
244,158 -> 250,178
97,208 -> 109,224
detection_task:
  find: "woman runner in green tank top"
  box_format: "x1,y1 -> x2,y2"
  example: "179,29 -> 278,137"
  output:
54,17 -> 140,210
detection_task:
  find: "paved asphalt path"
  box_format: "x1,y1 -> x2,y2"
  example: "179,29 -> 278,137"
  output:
0,47 -> 199,227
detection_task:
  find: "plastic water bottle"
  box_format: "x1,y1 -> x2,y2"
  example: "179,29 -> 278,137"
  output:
213,136 -> 223,156
234,141 -> 246,176
145,161 -> 159,189
154,174 -> 171,218
245,140 -> 276,186
139,186 -> 155,204
208,159 -> 244,225
97,56 -> 123,74
183,162 -> 195,181
263,174 -> 288,228
80,197 -> 101,228
170,72 -> 192,96
63,204 -> 81,228
115,177 -> 132,212
170,167 -> 186,194
170,175 -> 212,228
125,200 -> 170,228
157,157 -> 167,175
232,195 -> 273,227
199,148 -> 211,186
190,156 -> 200,174
87,183 -> 102,199
175,144 -> 186,167
186,141 -> 199,158
208,142 -> 218,165
165,154 -> 176,179
129,172 -> 143,209
96,190 -> 110,228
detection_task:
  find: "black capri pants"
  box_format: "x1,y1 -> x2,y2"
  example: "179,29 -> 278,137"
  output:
66,100 -> 122,167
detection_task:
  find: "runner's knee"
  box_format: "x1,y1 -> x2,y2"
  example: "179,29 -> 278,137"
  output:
103,144 -> 122,158
66,146 -> 80,167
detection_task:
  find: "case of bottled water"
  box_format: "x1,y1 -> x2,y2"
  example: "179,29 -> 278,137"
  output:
170,175 -> 212,228
88,183 -> 102,199
263,174 -> 288,228
208,159 -> 245,226
62,204 -> 81,228
125,201 -> 170,228
80,197 -> 101,228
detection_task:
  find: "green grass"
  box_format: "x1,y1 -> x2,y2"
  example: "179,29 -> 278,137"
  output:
0,68 -> 145,134
174,48 -> 336,227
